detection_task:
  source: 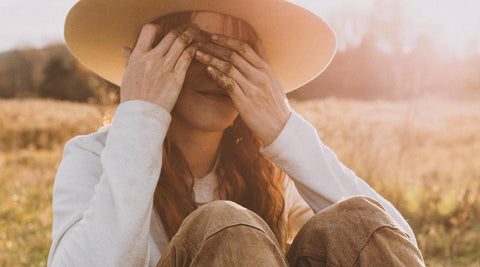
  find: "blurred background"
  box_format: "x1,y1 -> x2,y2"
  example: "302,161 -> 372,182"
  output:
0,0 -> 479,266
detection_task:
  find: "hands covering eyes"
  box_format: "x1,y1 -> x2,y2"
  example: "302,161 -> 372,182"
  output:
121,23 -> 291,146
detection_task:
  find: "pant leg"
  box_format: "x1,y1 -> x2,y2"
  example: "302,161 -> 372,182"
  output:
156,200 -> 289,267
286,196 -> 425,267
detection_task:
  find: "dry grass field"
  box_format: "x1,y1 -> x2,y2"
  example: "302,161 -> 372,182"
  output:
1,97 -> 479,266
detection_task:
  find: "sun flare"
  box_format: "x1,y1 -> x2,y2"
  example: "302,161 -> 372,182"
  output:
290,0 -> 480,57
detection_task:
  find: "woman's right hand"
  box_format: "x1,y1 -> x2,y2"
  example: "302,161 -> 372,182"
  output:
120,24 -> 199,112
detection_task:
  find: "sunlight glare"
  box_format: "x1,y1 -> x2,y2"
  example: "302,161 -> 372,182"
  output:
289,0 -> 480,57
402,0 -> 480,57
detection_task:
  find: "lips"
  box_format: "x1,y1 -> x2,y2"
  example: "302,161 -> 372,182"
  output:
196,89 -> 230,101
197,90 -> 228,96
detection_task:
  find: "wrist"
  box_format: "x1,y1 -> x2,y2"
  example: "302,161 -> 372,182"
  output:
260,108 -> 292,147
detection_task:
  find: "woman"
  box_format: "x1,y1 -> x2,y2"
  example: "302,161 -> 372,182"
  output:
48,0 -> 424,266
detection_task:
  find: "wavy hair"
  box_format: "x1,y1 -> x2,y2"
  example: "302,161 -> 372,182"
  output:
151,11 -> 287,247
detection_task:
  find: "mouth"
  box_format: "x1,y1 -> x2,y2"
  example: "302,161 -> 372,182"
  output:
196,90 -> 230,101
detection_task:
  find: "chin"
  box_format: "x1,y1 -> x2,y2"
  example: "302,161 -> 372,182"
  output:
171,104 -> 238,133
194,118 -> 235,132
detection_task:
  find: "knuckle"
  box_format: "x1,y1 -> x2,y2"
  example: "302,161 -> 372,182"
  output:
223,62 -> 234,75
177,34 -> 191,45
182,50 -> 194,61
199,52 -> 212,62
217,77 -> 227,87
188,46 -> 197,55
258,76 -> 269,87
189,48 -> 198,58
186,25 -> 200,36
224,49 -> 235,60
162,30 -> 178,42
170,28 -> 182,37
225,80 -> 235,92
239,43 -> 250,54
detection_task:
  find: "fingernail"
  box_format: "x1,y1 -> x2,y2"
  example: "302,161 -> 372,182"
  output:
207,66 -> 214,72
211,35 -> 218,40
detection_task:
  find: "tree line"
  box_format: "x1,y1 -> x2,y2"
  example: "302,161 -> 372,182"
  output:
0,44 -> 118,104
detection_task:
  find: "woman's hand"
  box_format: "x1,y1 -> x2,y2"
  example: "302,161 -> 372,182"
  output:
194,35 -> 292,147
121,24 -> 200,112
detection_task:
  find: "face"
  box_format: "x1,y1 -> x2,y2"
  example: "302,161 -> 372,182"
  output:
169,12 -> 256,133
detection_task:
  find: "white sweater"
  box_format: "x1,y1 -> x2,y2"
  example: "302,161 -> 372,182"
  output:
47,100 -> 417,267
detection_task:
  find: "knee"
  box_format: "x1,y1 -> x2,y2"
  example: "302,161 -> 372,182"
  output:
311,196 -> 386,223
181,201 -> 248,230
292,196 -> 398,251
197,200 -> 247,216
198,200 -> 269,229
287,196 -> 399,266
178,200 -> 274,242
336,196 -> 385,212
288,197 -> 422,266
305,196 -> 395,232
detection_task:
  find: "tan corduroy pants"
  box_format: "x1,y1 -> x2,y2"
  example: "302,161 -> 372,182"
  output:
156,197 -> 425,267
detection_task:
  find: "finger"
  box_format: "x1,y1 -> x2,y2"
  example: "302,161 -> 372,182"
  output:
134,24 -> 160,53
196,42 -> 261,79
211,34 -> 266,69
174,46 -> 197,73
122,46 -> 133,65
164,26 -> 200,67
151,24 -> 191,56
206,66 -> 245,102
195,50 -> 251,88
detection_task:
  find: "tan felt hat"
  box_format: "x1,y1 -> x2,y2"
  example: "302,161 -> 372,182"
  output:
64,0 -> 337,92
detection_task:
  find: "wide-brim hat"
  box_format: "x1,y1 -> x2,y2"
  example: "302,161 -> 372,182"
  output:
64,0 -> 337,92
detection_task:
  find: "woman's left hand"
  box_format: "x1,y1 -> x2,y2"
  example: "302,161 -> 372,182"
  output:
194,34 -> 292,147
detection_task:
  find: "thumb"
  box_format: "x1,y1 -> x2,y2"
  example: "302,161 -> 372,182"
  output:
122,46 -> 133,65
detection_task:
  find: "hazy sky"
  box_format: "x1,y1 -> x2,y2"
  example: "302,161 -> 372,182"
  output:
0,0 -> 77,52
1,0 -> 479,56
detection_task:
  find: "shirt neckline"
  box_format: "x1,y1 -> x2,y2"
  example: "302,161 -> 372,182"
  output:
193,151 -> 220,181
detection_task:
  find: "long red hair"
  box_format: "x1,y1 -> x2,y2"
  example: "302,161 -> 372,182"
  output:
152,11 -> 287,247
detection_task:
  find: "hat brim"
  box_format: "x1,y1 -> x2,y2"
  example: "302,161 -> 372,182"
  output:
65,0 -> 337,92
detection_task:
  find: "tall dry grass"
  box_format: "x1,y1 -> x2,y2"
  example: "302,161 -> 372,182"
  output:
0,97 -> 479,266
291,97 -> 480,266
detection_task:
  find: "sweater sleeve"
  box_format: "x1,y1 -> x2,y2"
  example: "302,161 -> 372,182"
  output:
259,110 -> 418,247
47,100 -> 171,267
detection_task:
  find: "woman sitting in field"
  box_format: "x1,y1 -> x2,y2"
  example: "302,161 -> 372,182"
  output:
48,0 -> 424,266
